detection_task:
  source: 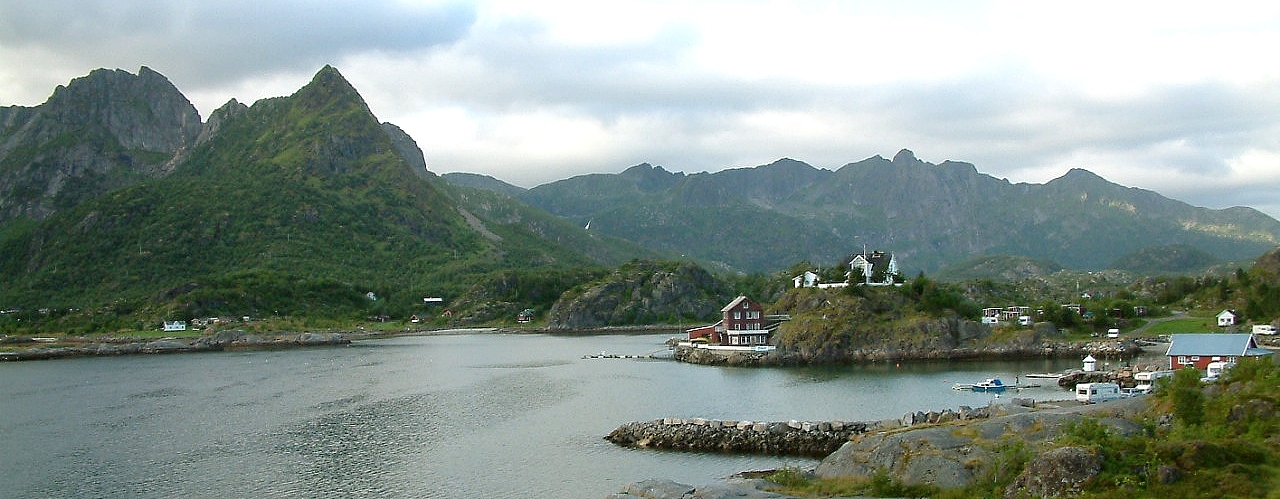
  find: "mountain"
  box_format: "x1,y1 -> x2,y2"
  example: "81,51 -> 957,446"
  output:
1107,244 -> 1222,275
933,255 -> 1064,282
441,172 -> 527,197
0,67 -> 202,222
477,149 -> 1280,274
0,66 -> 651,322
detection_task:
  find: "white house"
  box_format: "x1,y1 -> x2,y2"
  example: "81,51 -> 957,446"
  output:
848,250 -> 898,286
162,320 -> 187,332
793,271 -> 820,288
1217,310 -> 1238,327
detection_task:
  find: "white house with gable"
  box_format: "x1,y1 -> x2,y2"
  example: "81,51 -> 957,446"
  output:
849,250 -> 899,286
1218,310 -> 1239,327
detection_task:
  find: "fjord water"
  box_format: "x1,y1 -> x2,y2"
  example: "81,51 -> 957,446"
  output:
0,332 -> 1096,498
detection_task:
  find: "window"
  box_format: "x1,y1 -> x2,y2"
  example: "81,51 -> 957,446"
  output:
733,311 -> 740,319
1177,356 -> 1189,365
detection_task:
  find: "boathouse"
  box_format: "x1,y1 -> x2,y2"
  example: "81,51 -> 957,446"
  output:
1165,333 -> 1272,370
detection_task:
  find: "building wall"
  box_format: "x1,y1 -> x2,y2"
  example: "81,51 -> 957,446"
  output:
1169,355 -> 1239,370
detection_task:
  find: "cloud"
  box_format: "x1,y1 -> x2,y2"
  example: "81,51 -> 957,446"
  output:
0,0 -> 477,101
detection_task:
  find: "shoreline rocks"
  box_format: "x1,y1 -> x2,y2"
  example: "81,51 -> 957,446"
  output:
674,339 -> 1146,367
0,330 -> 349,361
605,405 -> 1003,457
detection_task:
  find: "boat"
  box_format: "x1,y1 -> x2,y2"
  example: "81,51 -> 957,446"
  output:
952,377 -> 1008,392
1023,372 -> 1064,379
968,378 -> 1008,392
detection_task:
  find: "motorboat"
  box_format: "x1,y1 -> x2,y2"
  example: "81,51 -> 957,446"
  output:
953,377 -> 1008,392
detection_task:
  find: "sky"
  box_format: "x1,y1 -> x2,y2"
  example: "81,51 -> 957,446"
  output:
2,0 -> 1279,219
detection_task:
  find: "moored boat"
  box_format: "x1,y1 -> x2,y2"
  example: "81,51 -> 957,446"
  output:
1023,372 -> 1064,379
969,378 -> 1007,392
952,377 -> 1008,392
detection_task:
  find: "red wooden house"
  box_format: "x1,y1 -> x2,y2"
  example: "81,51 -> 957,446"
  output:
686,296 -> 772,346
1165,333 -> 1273,370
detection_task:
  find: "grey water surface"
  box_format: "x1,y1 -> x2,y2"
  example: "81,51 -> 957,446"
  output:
1,332 -> 1117,498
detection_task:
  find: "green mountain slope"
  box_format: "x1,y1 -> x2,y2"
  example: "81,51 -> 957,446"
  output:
0,66 -> 649,325
500,149 -> 1280,275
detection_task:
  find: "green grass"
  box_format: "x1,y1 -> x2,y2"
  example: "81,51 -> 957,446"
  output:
1145,317 -> 1220,335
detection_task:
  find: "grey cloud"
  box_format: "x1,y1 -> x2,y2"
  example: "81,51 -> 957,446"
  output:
0,0 -> 477,88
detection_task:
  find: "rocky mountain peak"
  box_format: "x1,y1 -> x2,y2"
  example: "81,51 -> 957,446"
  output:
290,65 -> 373,117
892,148 -> 919,164
0,66 -> 203,221
197,98 -> 248,145
44,66 -> 202,153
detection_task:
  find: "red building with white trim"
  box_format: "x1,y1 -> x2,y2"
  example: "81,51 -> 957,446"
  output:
686,296 -> 773,346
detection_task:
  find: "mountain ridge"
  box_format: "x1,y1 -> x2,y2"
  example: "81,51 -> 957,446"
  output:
467,149 -> 1280,274
0,66 -> 652,321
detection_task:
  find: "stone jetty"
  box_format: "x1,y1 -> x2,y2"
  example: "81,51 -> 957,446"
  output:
605,405 -> 1004,457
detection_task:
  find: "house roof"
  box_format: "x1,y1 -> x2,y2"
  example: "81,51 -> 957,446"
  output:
721,295 -> 755,312
850,251 -> 894,274
1165,333 -> 1271,357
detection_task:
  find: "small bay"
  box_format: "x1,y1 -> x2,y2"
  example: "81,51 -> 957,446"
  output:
0,331 -> 1134,498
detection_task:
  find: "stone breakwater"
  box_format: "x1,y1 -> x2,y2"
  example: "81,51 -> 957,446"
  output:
605,404 -> 1010,457
0,331 -> 349,361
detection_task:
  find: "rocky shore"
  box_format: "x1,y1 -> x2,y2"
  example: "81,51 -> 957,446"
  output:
674,338 -> 1145,366
0,330 -> 349,361
605,403 -> 1016,457
605,397 -> 1149,498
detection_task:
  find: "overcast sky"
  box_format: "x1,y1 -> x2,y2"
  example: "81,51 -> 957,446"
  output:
2,1 -> 1278,218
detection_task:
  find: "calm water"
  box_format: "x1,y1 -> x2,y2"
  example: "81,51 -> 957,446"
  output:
0,332 -> 1120,498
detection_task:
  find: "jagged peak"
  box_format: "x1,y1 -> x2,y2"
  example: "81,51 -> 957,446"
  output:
311,64 -> 348,85
1047,168 -> 1110,187
622,163 -> 672,175
291,65 -> 366,107
892,148 -> 919,164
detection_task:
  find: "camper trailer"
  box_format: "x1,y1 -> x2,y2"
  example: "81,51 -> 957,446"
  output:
1075,382 -> 1123,404
1253,324 -> 1277,335
1202,361 -> 1231,382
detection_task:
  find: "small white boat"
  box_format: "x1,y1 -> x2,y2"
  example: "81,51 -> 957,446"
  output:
1023,372 -> 1064,379
953,378 -> 1008,392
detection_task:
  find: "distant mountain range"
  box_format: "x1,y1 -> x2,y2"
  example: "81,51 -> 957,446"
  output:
1,65 -> 1277,319
445,150 -> 1280,275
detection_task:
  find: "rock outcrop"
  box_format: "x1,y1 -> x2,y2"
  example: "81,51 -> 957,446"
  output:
0,67 -> 202,222
1004,446 -> 1102,498
546,261 -> 731,330
814,400 -> 1146,490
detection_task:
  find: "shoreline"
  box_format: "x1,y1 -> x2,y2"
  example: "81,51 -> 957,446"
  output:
0,325 -> 686,362
1,324 -> 1159,364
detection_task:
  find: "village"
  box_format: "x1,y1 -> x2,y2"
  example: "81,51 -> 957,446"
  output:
675,249 -> 1279,399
